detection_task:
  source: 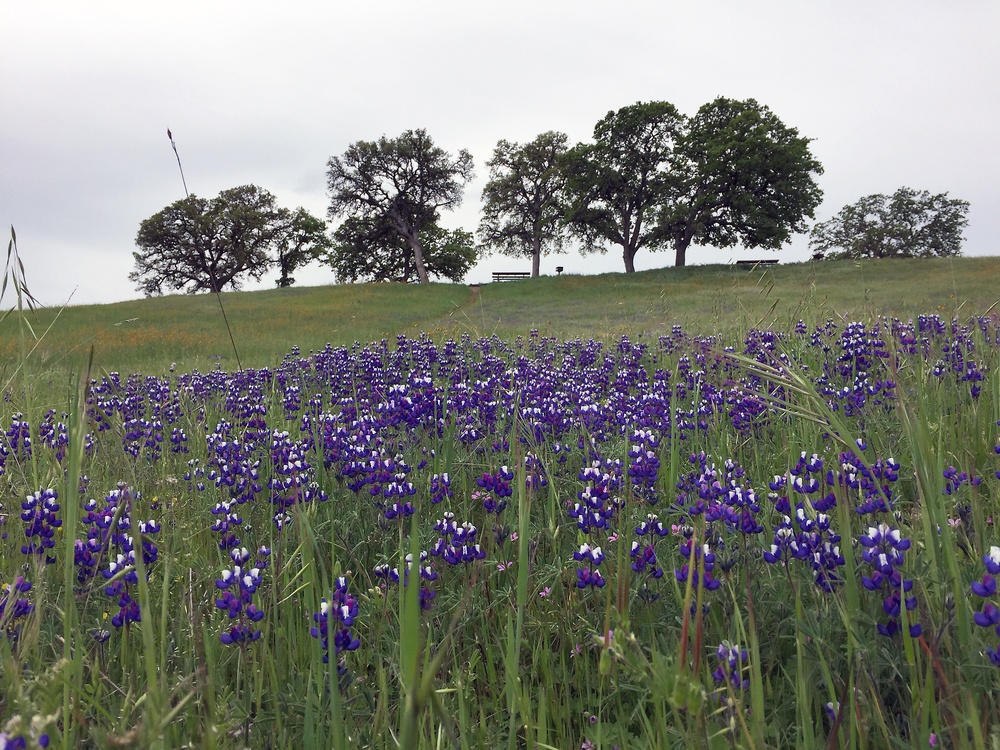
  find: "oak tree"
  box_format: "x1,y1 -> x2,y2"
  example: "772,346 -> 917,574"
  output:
326,129 -> 474,284
560,102 -> 684,273
131,185 -> 328,295
478,131 -> 570,277
809,187 -> 969,260
663,97 -> 823,267
561,98 -> 823,271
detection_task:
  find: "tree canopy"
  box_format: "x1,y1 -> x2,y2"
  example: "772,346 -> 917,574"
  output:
273,208 -> 332,288
663,97 -> 824,267
561,102 -> 684,273
326,218 -> 477,283
560,98 -> 823,272
131,185 -> 328,295
809,187 -> 970,260
326,129 -> 474,284
478,131 -> 570,277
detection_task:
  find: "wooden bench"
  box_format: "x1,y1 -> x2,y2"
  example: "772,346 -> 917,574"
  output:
735,259 -> 779,266
492,272 -> 531,282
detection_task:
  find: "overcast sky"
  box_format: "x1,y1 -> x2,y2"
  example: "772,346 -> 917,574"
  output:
2,1 -> 997,306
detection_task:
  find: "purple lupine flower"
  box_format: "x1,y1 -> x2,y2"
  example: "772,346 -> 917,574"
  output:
573,543 -> 607,589
374,552 -> 437,611
215,547 -> 265,646
97,484 -> 159,629
310,575 -> 360,669
711,641 -> 750,692
858,523 -> 920,637
972,546 -> 1000,666
21,488 -> 62,564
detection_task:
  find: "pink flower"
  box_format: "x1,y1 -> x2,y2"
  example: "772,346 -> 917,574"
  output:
539,586 -> 551,598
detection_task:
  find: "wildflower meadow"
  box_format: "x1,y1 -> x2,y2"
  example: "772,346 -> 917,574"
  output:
3,306 -> 1000,748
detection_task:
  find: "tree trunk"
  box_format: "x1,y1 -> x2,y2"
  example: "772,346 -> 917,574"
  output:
403,230 -> 430,284
531,237 -> 541,278
623,246 -> 636,273
674,223 -> 695,267
674,241 -> 687,267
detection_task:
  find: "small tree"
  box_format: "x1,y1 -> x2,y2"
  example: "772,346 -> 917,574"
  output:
478,131 -> 570,277
131,185 -> 328,295
273,208 -> 332,288
327,218 -> 476,283
326,129 -> 474,284
809,187 -> 970,260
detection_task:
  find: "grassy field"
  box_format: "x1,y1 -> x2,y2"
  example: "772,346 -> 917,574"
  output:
2,256 -> 998,377
2,257 -> 1000,748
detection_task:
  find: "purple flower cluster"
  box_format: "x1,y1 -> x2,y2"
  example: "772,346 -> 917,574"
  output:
215,546 -> 268,646
631,513 -> 671,584
374,553 -> 437,611
859,524 -> 921,638
569,461 -> 623,534
675,537 -> 721,594
430,513 -> 486,566
95,484 -> 160,628
429,472 -> 453,504
21,488 -> 61,564
0,576 -> 33,642
310,575 -> 360,666
711,640 -> 750,692
573,543 -> 606,589
269,429 -> 327,524
762,478 -> 845,593
476,465 -> 514,515
627,430 -> 661,505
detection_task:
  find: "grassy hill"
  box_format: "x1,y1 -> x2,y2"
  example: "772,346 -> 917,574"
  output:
3,256 -> 999,375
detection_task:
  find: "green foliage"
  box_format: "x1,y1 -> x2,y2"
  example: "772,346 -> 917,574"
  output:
478,132 -> 570,277
131,185 -> 328,295
327,219 -> 477,284
561,98 -> 823,272
665,97 -> 824,267
809,187 -> 970,260
561,101 -> 684,273
274,209 -> 332,288
326,129 -> 475,284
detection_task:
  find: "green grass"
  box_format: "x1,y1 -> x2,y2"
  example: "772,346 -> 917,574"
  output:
2,256 -> 998,377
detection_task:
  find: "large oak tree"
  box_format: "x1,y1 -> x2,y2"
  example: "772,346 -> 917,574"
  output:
561,98 -> 823,272
663,97 -> 824,267
326,129 -> 474,284
131,185 -> 328,295
478,131 -> 570,277
561,102 -> 684,273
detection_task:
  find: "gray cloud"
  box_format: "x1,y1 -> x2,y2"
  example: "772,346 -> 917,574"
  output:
2,1 -> 996,306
